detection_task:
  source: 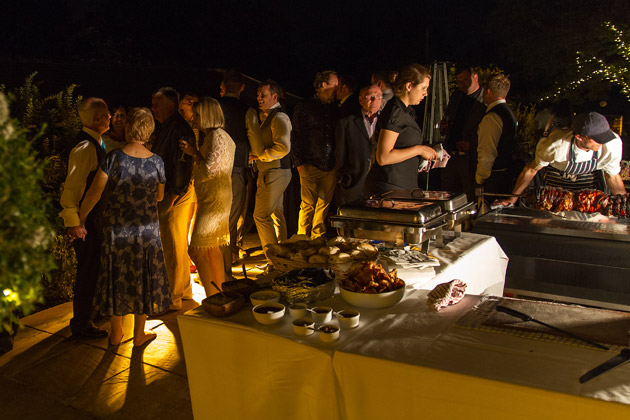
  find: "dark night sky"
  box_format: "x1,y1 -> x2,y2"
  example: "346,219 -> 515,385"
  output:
1,0 -> 629,106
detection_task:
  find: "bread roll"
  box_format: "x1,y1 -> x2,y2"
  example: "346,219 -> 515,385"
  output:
267,244 -> 292,258
318,246 -> 340,256
298,248 -> 318,258
308,254 -> 328,264
349,249 -> 364,259
309,236 -> 327,247
326,236 -> 346,246
330,252 -> 351,263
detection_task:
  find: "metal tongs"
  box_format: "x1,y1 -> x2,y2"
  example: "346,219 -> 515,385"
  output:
495,305 -> 609,351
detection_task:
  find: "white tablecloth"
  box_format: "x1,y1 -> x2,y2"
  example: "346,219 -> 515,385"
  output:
176,234 -> 629,419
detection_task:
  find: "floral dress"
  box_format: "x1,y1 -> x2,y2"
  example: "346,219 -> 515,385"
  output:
190,128 -> 236,248
95,149 -> 172,316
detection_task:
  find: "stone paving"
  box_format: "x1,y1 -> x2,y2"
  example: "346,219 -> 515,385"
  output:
0,236 -> 266,420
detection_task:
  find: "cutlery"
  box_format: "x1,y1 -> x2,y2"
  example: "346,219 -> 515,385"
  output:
580,348 -> 630,383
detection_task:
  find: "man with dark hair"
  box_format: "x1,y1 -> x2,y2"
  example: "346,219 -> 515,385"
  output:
217,69 -> 262,269
337,74 -> 358,118
371,70 -> 395,109
59,97 -> 110,338
291,70 -> 339,238
178,91 -> 199,127
250,79 -> 292,258
151,87 -> 195,310
335,84 -> 383,205
475,74 -> 518,195
440,64 -> 486,201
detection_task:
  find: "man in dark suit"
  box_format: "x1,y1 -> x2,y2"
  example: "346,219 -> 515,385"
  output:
59,97 -> 111,339
334,84 -> 383,206
337,74 -> 359,119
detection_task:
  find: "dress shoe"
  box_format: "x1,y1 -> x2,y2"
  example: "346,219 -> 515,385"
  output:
72,326 -> 108,339
169,301 -> 183,311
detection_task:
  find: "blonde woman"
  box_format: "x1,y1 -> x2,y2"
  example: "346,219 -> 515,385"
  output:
79,107 -> 171,347
179,97 -> 235,296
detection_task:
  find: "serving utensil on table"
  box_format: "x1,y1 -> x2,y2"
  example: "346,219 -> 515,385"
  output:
495,305 -> 609,351
211,280 -> 228,298
579,348 -> 630,383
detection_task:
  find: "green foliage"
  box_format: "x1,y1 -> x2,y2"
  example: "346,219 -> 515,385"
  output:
0,93 -> 56,334
1,73 -> 83,315
513,103 -> 539,162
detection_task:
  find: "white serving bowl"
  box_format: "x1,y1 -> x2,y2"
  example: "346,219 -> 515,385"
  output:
336,309 -> 360,329
291,317 -> 315,336
288,303 -> 308,319
252,303 -> 285,325
250,290 -> 281,307
318,323 -> 340,342
310,306 -> 333,323
339,284 -> 405,309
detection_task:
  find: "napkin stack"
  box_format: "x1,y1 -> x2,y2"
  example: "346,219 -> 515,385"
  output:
380,249 -> 440,269
427,279 -> 467,311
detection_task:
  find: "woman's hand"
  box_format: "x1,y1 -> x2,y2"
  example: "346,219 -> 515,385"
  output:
417,145 -> 438,160
179,138 -> 196,156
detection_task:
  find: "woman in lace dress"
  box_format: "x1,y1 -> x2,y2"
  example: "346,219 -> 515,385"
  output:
179,97 -> 235,296
79,108 -> 171,347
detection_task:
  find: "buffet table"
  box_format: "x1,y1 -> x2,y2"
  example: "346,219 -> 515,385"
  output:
178,233 -> 629,419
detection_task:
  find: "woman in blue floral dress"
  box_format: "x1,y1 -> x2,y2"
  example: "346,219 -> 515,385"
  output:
80,107 -> 171,347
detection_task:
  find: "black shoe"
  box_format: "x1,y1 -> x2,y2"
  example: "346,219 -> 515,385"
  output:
72,326 -> 108,339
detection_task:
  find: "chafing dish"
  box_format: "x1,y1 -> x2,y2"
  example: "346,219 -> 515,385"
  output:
330,195 -> 448,252
376,189 -> 477,233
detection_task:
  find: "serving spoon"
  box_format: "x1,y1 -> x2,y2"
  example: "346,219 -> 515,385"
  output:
211,280 -> 228,299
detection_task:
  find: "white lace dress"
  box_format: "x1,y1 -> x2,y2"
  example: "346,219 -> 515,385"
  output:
190,128 -> 236,249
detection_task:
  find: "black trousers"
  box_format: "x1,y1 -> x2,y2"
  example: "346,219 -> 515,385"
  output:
70,214 -> 101,332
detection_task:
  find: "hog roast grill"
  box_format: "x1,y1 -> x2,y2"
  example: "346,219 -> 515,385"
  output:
330,190 -> 475,252
474,205 -> 630,311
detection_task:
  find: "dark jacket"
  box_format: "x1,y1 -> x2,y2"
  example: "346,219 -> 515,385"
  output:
151,112 -> 194,196
291,96 -> 339,171
218,95 -> 252,170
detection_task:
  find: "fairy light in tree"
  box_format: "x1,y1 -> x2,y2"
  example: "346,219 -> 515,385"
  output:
540,22 -> 630,101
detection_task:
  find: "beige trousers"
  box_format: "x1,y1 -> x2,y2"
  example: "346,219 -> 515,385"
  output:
297,164 -> 336,239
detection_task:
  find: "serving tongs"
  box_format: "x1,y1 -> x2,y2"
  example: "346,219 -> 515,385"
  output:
495,305 -> 609,351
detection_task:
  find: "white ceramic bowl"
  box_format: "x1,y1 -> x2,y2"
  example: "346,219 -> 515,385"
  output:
250,290 -> 281,307
310,306 -> 333,323
336,309 -> 360,329
288,303 -> 308,319
291,317 -> 315,336
252,303 -> 285,325
339,284 -> 405,309
318,323 -> 340,342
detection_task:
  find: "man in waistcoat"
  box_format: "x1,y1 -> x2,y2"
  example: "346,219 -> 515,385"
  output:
217,70 -> 262,273
250,80 -> 292,260
151,87 -> 195,310
59,97 -> 110,339
475,74 -> 518,196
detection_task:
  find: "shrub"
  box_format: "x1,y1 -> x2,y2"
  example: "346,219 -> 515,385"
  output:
0,92 -> 56,333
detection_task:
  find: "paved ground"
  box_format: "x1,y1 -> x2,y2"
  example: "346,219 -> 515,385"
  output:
0,235 -> 266,420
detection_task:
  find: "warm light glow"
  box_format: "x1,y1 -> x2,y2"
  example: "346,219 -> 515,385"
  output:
541,22 -> 630,101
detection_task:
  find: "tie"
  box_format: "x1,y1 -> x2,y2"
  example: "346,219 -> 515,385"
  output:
100,140 -> 107,152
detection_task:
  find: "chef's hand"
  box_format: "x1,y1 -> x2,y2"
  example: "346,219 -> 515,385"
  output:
493,197 -> 518,207
417,145 -> 438,161
68,225 -> 87,241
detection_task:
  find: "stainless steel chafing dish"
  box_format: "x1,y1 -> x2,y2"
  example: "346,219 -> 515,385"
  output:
377,189 -> 477,233
330,189 -> 479,252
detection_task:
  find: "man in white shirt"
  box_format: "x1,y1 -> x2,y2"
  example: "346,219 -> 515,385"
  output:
496,112 -> 626,206
250,80 -> 292,259
475,74 -> 517,196
59,97 -> 110,339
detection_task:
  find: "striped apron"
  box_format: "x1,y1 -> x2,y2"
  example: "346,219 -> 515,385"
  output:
544,137 -> 600,191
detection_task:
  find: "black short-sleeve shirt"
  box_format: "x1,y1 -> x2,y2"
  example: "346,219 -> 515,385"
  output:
367,96 -> 423,193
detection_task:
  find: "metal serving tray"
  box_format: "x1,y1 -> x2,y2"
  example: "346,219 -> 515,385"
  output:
337,198 -> 442,225
377,189 -> 468,212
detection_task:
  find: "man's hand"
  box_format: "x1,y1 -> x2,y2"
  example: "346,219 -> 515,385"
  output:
68,225 -> 87,241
